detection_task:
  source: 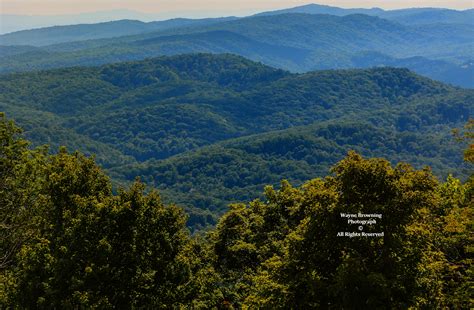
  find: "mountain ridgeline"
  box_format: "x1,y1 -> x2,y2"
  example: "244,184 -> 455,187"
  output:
1,11 -> 473,88
0,17 -> 238,46
2,5 -> 472,44
0,5 -> 472,307
0,54 -> 472,229
256,3 -> 474,25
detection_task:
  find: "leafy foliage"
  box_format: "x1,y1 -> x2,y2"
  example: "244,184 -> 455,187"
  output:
210,152 -> 473,308
0,117 -> 221,308
0,113 -> 46,271
0,115 -> 472,308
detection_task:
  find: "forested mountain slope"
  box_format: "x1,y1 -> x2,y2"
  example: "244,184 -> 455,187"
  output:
0,54 -> 472,228
1,111 -> 472,307
1,13 -> 472,87
111,121 -> 469,228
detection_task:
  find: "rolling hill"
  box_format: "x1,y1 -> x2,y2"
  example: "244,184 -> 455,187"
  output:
1,13 -> 472,88
110,120 -> 469,229
1,54 -> 472,228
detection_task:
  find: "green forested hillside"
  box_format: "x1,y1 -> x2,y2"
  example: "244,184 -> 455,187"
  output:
1,54 -> 470,166
0,54 -> 472,228
1,113 -> 472,307
112,121 -> 469,228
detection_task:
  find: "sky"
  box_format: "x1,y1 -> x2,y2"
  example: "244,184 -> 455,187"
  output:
2,0 -> 473,16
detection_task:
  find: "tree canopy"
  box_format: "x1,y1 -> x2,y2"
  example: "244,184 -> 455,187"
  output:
1,54 -> 472,229
1,114 -> 472,308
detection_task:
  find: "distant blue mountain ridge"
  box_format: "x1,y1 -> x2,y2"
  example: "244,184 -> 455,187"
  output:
256,3 -> 473,25
0,4 -> 472,88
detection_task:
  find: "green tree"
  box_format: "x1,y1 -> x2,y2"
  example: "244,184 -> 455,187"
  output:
0,113 -> 222,308
11,151 -> 202,308
13,149 -> 113,307
2,110 -> 472,308
453,118 -> 474,164
434,176 -> 473,308
0,113 -> 42,269
0,113 -> 47,305
214,152 -> 444,308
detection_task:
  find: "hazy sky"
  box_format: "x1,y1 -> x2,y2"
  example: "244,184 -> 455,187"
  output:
2,0 -> 473,16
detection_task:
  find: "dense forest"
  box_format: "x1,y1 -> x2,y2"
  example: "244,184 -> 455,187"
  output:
1,4 -> 472,307
116,121 -> 470,229
0,54 -> 472,229
0,4 -> 474,310
1,113 -> 472,308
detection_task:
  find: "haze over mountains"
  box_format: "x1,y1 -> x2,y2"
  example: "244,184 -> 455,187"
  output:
2,3 -> 473,34
0,17 -> 239,46
1,3 -> 473,307
0,4 -> 473,228
0,10 -> 160,34
257,3 -> 474,24
1,4 -> 473,88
